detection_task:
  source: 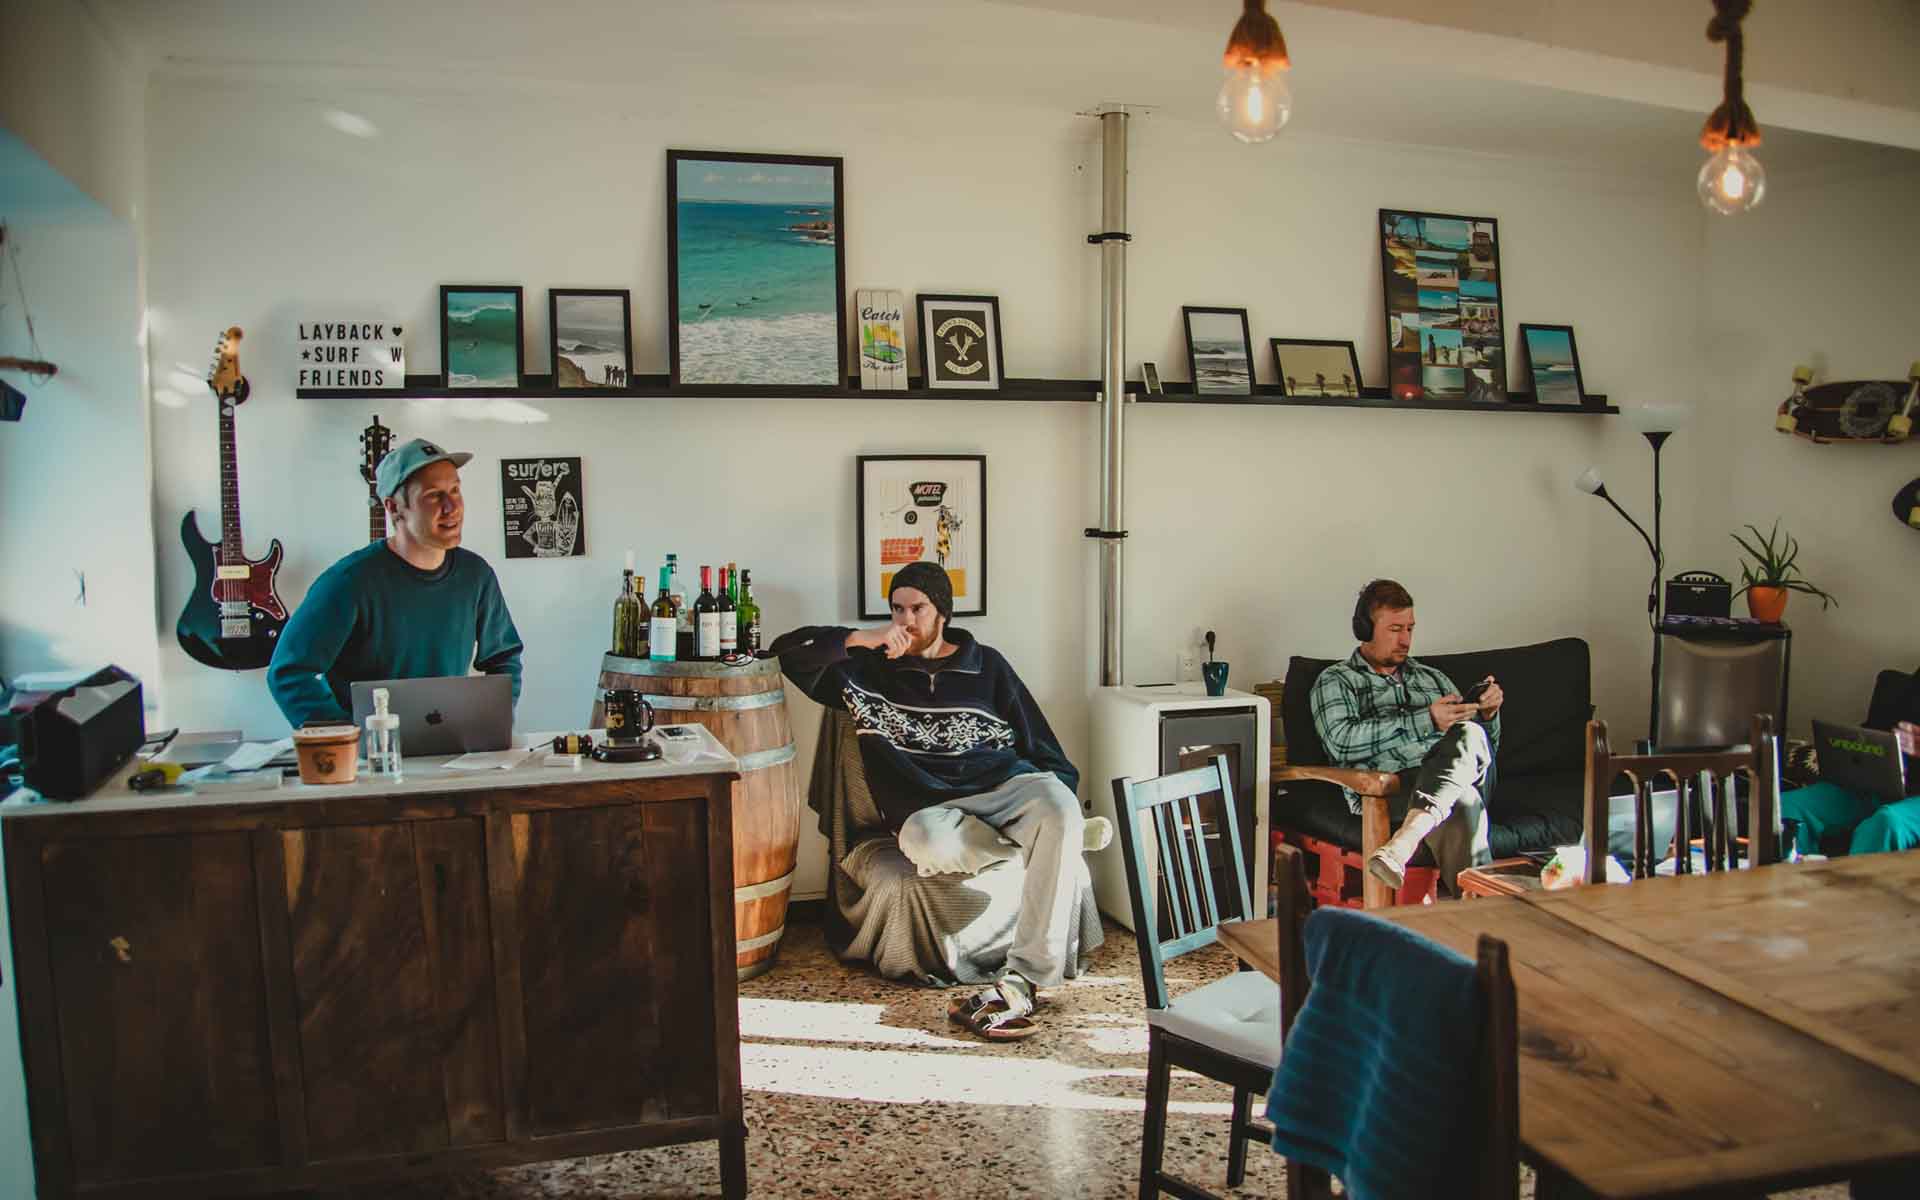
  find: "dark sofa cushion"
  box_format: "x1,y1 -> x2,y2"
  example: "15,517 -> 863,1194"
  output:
1277,639 -> 1593,856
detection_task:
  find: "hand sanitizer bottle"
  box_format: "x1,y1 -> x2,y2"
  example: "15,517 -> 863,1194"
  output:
364,686 -> 403,779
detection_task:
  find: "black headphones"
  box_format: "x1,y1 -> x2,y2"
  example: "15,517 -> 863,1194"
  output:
1351,589 -> 1375,643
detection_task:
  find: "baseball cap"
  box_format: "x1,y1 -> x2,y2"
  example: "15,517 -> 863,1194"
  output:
376,437 -> 473,499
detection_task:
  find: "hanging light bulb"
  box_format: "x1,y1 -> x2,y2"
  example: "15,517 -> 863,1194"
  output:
1698,142 -> 1766,215
1218,1 -> 1292,144
1698,1 -> 1765,215
1217,64 -> 1292,143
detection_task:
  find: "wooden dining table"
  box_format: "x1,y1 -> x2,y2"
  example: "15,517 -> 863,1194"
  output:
1216,852 -> 1920,1199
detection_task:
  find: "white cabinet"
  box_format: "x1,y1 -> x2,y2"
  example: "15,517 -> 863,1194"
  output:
1086,684 -> 1270,932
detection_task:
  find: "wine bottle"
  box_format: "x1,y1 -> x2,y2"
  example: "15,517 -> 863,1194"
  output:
649,566 -> 677,662
668,553 -> 693,660
695,565 -> 721,660
727,561 -> 739,606
737,569 -> 762,655
718,566 -> 738,655
612,564 -> 643,657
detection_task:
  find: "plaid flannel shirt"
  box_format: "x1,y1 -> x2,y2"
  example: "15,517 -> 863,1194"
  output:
1309,650 -> 1501,813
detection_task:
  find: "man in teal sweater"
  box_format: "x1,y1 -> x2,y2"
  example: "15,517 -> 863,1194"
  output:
267,438 -> 523,729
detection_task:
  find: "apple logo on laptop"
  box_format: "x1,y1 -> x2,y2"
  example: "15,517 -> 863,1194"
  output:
425,709 -> 445,726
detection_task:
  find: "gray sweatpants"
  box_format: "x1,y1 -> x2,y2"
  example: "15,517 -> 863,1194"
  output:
1392,720 -> 1496,895
896,772 -> 1085,987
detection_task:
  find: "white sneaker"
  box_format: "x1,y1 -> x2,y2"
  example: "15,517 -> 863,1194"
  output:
1082,815 -> 1113,854
1366,845 -> 1408,891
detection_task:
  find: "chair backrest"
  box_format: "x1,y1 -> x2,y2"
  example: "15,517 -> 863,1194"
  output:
1282,638 -> 1594,787
1582,715 -> 1782,884
1269,885 -> 1519,1200
1112,754 -> 1250,1011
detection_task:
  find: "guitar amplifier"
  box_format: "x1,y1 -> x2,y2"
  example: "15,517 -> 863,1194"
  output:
17,665 -> 145,799
1665,570 -> 1732,619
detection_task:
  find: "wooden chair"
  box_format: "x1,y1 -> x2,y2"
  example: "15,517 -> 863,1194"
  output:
1271,842 -> 1519,1200
1113,755 -> 1278,1200
1583,715 -> 1782,884
1271,761 -> 1416,909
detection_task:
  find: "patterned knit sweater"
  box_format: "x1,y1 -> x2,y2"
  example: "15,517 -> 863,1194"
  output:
771,625 -> 1079,828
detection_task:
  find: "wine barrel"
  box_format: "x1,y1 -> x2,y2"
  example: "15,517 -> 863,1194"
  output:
591,654 -> 800,980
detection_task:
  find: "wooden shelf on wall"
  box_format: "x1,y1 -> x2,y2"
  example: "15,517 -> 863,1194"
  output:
296,372 -> 1616,413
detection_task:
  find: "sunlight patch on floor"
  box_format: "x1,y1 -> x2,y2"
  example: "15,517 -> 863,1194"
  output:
741,1042 -> 1233,1115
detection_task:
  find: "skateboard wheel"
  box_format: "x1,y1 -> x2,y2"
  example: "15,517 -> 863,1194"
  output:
1791,365 -> 1814,384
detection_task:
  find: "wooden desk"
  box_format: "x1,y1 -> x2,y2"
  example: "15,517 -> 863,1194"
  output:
4,732 -> 747,1199
1218,856 -> 1920,1198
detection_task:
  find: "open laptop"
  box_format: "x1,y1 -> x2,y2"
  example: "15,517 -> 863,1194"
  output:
1811,720 -> 1909,802
350,675 -> 512,757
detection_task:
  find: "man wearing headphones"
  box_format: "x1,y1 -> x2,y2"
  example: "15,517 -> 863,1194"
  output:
1309,579 -> 1504,895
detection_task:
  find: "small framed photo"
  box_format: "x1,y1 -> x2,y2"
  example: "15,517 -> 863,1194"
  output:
1182,306 -> 1254,396
1517,323 -> 1585,405
440,285 -> 524,389
1141,361 -> 1164,395
857,455 -> 986,619
917,294 -> 1004,391
1270,338 -> 1364,398
549,289 -> 633,389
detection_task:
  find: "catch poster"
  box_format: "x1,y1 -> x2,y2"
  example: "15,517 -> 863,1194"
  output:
500,457 -> 584,559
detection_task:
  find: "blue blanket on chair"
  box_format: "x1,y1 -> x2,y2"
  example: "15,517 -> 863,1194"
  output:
1265,907 -> 1479,1200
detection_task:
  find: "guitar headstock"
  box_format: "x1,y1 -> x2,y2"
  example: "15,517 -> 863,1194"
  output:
207,326 -> 250,405
360,415 -> 394,490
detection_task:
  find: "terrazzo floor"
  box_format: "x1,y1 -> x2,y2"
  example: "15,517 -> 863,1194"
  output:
327,918 -> 1848,1200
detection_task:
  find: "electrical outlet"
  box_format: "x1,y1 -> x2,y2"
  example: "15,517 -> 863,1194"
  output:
1177,649 -> 1198,682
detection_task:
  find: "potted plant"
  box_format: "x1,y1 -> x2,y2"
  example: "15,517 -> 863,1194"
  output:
1730,519 -> 1837,622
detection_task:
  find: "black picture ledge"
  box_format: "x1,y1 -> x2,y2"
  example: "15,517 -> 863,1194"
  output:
294,372 -> 1615,414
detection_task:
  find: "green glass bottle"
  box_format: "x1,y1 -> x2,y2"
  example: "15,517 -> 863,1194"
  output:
736,569 -> 762,655
611,566 -> 643,657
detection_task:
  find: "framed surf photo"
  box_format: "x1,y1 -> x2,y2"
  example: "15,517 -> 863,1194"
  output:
549,289 -> 633,389
440,285 -> 524,389
1182,306 -> 1254,397
1517,323 -> 1585,405
667,149 -> 848,392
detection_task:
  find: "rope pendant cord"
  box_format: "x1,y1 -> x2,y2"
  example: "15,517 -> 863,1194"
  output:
1702,0 -> 1761,150
1224,1 -> 1289,73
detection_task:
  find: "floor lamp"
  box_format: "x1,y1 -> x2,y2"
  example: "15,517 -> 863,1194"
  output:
1576,404 -> 1686,746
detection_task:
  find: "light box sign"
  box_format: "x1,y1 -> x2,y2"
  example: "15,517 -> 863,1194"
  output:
296,320 -> 406,389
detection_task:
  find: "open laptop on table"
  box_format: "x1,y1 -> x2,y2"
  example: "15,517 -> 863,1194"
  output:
350,675 -> 512,757
1811,720 -> 1910,802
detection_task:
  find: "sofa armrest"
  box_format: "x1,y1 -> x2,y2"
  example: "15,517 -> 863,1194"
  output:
1275,764 -> 1402,797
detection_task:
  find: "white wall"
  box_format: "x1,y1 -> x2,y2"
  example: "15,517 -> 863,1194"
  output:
140,66 -> 1720,899
0,213 -> 158,691
0,0 -> 146,224
1698,161 -> 1920,737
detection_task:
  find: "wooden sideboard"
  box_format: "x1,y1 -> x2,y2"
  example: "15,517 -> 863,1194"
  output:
2,735 -> 746,1198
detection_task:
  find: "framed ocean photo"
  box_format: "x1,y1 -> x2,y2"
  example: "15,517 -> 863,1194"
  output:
1378,209 -> 1506,402
1518,323 -> 1586,405
1271,337 -> 1364,398
549,289 -> 632,389
1182,306 -> 1254,396
440,285 -> 524,389
667,149 -> 848,392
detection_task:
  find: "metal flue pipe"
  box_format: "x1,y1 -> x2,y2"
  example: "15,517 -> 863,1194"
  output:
1095,110 -> 1129,686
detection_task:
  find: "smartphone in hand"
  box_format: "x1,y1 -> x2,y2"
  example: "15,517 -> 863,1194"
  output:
1460,679 -> 1492,705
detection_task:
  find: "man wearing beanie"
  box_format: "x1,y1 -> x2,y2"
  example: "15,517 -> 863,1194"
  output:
771,561 -> 1107,1040
267,438 -> 524,729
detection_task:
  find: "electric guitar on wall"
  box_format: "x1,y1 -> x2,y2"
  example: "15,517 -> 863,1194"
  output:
176,327 -> 290,670
360,414 -> 394,542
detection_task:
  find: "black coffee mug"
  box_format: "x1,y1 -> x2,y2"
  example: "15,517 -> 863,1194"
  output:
602,689 -> 656,743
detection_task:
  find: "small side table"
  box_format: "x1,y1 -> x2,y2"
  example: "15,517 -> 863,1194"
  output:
1456,858 -> 1546,899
